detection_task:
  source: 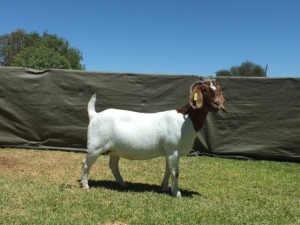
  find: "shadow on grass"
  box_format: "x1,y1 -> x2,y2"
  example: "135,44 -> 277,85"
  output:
84,179 -> 201,198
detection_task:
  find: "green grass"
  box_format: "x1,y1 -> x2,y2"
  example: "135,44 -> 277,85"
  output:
0,148 -> 299,225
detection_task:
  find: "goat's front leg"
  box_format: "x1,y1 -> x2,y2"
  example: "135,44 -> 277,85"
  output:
167,151 -> 181,198
109,155 -> 127,188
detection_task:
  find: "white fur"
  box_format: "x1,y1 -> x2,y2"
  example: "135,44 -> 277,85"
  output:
210,81 -> 217,91
81,94 -> 198,197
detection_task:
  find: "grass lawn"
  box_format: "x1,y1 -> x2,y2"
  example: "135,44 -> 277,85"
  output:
0,148 -> 299,225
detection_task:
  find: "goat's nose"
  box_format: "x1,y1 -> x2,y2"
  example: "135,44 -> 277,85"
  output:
214,100 -> 220,106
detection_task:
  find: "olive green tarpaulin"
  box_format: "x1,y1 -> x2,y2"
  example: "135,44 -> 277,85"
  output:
0,67 -> 299,162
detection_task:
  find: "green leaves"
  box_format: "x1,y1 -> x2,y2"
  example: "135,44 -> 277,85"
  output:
0,29 -> 84,70
216,61 -> 266,77
0,29 -> 26,66
13,46 -> 72,70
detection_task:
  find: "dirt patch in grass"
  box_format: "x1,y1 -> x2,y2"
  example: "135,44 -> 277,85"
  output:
0,148 -> 86,185
1,151 -> 40,171
0,150 -> 39,172
0,156 -> 27,170
104,222 -> 128,225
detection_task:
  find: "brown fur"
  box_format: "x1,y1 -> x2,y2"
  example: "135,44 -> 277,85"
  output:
176,81 -> 226,131
176,104 -> 209,131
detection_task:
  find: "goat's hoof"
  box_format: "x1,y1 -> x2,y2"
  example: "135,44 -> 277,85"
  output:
118,182 -> 128,188
80,182 -> 89,189
161,187 -> 170,193
173,191 -> 182,198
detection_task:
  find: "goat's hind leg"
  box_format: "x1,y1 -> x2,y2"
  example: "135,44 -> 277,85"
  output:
161,156 -> 171,192
109,155 -> 127,188
80,149 -> 102,189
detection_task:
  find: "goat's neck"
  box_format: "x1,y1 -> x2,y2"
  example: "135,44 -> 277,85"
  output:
176,103 -> 209,132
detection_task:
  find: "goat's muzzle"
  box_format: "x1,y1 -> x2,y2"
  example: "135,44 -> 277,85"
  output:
209,100 -> 221,111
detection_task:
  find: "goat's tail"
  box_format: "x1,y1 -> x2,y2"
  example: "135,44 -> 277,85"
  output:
88,94 -> 97,120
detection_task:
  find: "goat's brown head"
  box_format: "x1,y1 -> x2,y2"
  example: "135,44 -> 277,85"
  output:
189,80 -> 226,112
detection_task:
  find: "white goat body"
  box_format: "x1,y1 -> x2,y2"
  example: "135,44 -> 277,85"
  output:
88,105 -> 197,160
81,80 -> 226,197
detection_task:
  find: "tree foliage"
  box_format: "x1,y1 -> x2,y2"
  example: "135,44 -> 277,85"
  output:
0,29 -> 84,70
13,46 -> 72,70
216,61 -> 266,77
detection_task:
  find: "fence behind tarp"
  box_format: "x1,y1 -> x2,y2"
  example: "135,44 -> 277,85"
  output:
0,67 -> 299,162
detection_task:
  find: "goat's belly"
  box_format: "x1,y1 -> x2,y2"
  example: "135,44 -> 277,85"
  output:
108,128 -> 169,160
110,145 -> 165,160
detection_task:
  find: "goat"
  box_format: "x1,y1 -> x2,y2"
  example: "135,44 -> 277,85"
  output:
80,79 -> 226,197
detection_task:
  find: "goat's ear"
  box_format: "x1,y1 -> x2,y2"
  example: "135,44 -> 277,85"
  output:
189,86 -> 203,109
220,92 -> 228,112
